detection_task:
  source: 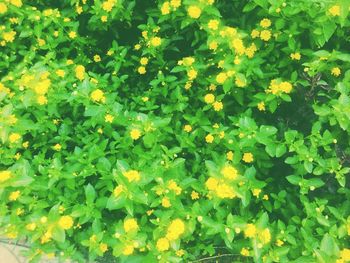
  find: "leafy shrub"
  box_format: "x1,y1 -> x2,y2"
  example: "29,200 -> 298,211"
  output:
0,0 -> 350,262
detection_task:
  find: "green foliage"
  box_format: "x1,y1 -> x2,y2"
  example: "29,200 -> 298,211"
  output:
0,0 -> 350,262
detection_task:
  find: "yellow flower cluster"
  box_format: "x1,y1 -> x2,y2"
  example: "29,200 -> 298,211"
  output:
124,218 -> 138,233
0,170 -> 12,182
161,0 -> 181,15
90,89 -> 106,103
102,0 -> 117,12
58,215 -> 74,230
205,177 -> 236,199
156,219 -> 185,252
244,223 -> 271,246
122,170 -> 141,182
266,79 -> 293,95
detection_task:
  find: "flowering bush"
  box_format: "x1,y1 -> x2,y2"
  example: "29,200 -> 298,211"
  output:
1,0 -> 350,262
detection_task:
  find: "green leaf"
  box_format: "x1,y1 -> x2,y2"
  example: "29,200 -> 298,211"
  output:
52,226 -> 66,243
85,184 -> 96,205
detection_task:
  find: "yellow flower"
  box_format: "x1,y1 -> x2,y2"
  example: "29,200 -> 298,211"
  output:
161,2 -> 170,15
102,0 -> 116,12
216,183 -> 236,199
58,215 -> 74,230
251,29 -> 260,38
101,15 -> 108,22
290,52 -> 301,60
123,170 -> 141,182
209,41 -> 218,50
205,134 -> 214,143
138,66 -> 146,74
93,55 -> 101,62
0,3 -> 8,14
10,0 -> 22,7
244,223 -> 256,238
204,93 -> 215,104
124,218 -> 139,233
260,30 -> 271,41
75,65 -> 85,80
140,57 -> 149,65
184,124 -> 192,132
331,67 -> 341,77
122,244 -> 134,255
9,133 -> 21,143
0,171 -> 12,183
68,31 -> 77,39
9,190 -> 20,201
208,19 -> 219,30
3,31 -> 16,42
53,143 -> 62,151
90,89 -> 106,103
339,249 -> 350,261
242,152 -> 254,163
113,185 -> 124,197
205,177 -> 218,191
257,102 -> 265,111
329,5 -> 340,16
56,69 -> 65,77
105,114 -> 114,123
170,0 -> 181,8
213,101 -> 223,111
37,95 -> 48,105
241,247 -> 250,256
156,238 -> 170,252
187,69 -> 197,80
191,191 -> 199,200
150,37 -> 162,47
166,219 -> 185,240
259,228 -> 271,244
260,18 -> 271,28
162,197 -> 171,207
176,249 -> 185,256
188,5 -> 201,19
280,81 -> 292,93
130,128 -> 141,140
26,223 -> 37,231
99,243 -> 108,253
226,151 -> 234,161
221,165 -> 238,180
216,72 -> 227,84
276,239 -> 284,247
22,141 -> 29,148
252,188 -> 261,197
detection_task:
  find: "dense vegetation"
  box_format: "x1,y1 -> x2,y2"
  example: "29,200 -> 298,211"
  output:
0,0 -> 350,262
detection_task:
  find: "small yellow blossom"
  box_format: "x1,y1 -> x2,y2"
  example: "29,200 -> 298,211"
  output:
226,151 -> 234,161
138,66 -> 146,74
53,143 -> 62,151
241,247 -> 250,256
331,67 -> 341,77
150,37 -> 162,47
205,134 -> 214,143
93,55 -> 101,62
260,18 -> 271,28
260,30 -> 271,41
204,93 -> 215,104
123,170 -> 141,182
244,223 -> 256,238
124,218 -> 138,233
105,114 -> 114,123
162,197 -> 171,207
90,89 -> 106,103
9,190 -> 20,201
122,245 -> 134,255
188,6 -> 201,19
130,129 -> 141,140
58,215 -> 74,230
208,19 -> 219,30
290,52 -> 301,60
213,101 -> 223,111
75,65 -> 85,81
242,152 -> 254,163
140,57 -> 149,65
191,191 -> 199,200
99,243 -> 108,253
329,5 -> 340,16
68,31 -> 77,39
258,102 -> 265,111
156,238 -> 170,252
184,124 -> 192,132
9,133 -> 21,143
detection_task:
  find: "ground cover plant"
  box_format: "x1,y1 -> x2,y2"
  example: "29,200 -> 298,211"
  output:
0,0 -> 350,262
